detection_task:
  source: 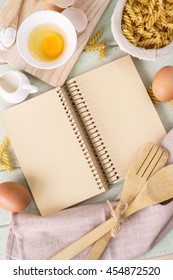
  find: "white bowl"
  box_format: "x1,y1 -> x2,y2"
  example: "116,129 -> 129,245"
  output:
17,11 -> 77,69
111,0 -> 173,61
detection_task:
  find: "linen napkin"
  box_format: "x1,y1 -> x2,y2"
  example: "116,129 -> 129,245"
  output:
5,128 -> 173,260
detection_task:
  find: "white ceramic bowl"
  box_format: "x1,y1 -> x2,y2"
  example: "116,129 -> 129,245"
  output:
17,11 -> 77,69
111,0 -> 173,61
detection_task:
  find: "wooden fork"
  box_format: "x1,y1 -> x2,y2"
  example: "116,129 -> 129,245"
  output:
85,143 -> 169,259
50,143 -> 169,260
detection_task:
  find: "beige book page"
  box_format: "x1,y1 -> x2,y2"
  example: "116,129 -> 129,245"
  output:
70,56 -> 166,181
1,90 -> 104,216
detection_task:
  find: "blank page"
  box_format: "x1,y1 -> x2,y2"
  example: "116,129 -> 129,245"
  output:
70,56 -> 166,180
1,90 -> 104,215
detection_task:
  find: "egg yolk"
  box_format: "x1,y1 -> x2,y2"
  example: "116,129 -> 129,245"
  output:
41,34 -> 64,58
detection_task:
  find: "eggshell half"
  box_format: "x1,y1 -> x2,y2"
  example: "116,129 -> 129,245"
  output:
62,7 -> 88,34
53,0 -> 74,9
44,0 -> 63,12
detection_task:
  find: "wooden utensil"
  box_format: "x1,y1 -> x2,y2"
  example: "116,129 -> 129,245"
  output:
50,145 -> 170,260
0,0 -> 24,51
123,164 -> 173,218
0,0 -> 24,29
85,143 -> 168,259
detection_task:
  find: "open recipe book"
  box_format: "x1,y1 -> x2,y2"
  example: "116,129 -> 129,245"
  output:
1,56 -> 166,215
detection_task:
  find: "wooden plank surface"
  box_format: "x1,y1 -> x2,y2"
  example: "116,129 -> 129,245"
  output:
0,0 -> 111,87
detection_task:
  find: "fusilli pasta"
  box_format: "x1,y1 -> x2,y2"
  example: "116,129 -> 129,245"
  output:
87,30 -> 103,45
84,42 -> 105,51
0,136 -> 9,158
122,0 -> 173,49
147,86 -> 160,104
85,30 -> 106,59
0,136 -> 12,172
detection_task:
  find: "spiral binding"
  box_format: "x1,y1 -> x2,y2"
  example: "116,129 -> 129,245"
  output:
57,81 -> 119,188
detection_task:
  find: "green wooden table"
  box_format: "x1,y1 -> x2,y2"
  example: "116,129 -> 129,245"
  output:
0,0 -> 173,260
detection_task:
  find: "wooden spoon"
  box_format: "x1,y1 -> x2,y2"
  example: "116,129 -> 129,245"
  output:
0,0 -> 24,29
0,0 -> 24,50
123,164 -> 173,218
50,164 -> 173,260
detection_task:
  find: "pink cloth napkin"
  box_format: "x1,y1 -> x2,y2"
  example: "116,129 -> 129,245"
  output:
5,129 -> 173,260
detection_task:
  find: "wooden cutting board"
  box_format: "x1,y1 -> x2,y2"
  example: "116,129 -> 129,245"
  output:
0,0 -> 111,87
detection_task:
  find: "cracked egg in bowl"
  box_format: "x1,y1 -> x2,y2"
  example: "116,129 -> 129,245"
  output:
17,11 -> 77,69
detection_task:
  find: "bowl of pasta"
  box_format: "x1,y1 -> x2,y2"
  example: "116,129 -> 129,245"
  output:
111,0 -> 173,60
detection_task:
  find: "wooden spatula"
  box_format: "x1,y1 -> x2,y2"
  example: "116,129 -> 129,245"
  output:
123,164 -> 173,218
50,144 -> 169,260
85,143 -> 168,259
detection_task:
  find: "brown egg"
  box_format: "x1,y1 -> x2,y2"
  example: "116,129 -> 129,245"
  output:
152,66 -> 173,102
0,182 -> 31,212
44,0 -> 63,12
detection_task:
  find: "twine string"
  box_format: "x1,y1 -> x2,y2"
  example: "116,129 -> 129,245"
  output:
107,200 -> 128,237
